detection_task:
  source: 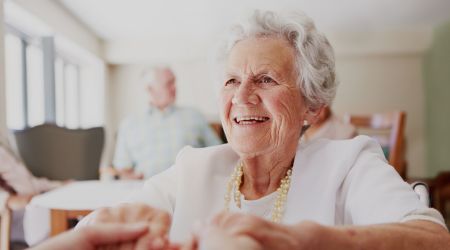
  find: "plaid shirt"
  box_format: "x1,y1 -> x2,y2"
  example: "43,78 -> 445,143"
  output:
113,106 -> 222,178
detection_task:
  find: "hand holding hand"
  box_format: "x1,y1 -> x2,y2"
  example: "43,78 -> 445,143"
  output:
87,202 -> 172,249
192,224 -> 262,250
200,212 -> 324,250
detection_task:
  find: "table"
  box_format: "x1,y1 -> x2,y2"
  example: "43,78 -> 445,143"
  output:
24,180 -> 143,244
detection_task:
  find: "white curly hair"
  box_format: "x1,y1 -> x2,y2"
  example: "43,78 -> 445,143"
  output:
214,10 -> 337,110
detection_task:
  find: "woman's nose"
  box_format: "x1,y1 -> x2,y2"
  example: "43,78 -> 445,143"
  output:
232,83 -> 259,105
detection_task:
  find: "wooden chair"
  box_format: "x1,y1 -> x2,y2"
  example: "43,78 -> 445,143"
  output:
0,207 -> 12,250
0,194 -> 33,250
430,171 -> 450,220
343,111 -> 407,179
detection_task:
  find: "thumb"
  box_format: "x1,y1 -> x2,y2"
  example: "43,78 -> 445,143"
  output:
85,223 -> 149,245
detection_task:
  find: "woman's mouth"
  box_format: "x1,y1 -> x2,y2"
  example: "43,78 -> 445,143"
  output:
233,116 -> 270,125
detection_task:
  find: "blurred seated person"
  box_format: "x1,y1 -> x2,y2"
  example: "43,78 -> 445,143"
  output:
302,106 -> 356,142
0,136 -> 65,247
111,66 -> 222,179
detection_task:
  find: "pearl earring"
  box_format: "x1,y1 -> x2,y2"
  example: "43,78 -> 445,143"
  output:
300,120 -> 311,136
232,97 -> 238,104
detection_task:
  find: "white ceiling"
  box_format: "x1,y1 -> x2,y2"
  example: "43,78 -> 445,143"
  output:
55,0 -> 450,63
59,0 -> 450,42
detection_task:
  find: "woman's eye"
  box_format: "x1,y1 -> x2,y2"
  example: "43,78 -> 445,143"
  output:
225,79 -> 239,86
259,76 -> 276,85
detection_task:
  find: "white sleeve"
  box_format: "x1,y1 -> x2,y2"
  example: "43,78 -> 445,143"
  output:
77,161 -> 178,227
125,165 -> 178,213
341,139 -> 446,228
401,208 -> 447,229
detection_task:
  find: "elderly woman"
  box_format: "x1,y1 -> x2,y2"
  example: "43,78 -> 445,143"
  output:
80,10 -> 449,249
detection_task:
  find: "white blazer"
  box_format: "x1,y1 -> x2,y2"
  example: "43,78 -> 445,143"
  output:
125,135 -> 445,242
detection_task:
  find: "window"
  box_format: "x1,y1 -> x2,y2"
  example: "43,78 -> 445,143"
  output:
5,34 -> 25,130
54,57 -> 65,126
5,31 -> 46,129
26,44 -> 45,127
63,62 -> 80,128
4,1 -> 105,130
4,31 -> 105,130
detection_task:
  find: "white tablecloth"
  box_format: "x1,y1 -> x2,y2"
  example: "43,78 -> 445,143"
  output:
24,180 -> 143,246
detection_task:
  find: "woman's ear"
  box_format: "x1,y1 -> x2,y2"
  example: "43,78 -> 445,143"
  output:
303,105 -> 325,126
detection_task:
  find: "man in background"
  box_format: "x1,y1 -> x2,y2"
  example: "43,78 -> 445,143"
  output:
111,66 -> 221,179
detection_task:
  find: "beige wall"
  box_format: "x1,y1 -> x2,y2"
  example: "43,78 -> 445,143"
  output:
334,55 -> 426,177
0,0 -> 7,141
424,21 -> 450,177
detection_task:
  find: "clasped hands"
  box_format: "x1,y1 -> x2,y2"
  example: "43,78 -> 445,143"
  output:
62,202 -> 324,250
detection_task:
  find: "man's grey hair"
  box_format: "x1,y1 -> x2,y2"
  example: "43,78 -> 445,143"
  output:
140,66 -> 172,87
214,10 -> 337,110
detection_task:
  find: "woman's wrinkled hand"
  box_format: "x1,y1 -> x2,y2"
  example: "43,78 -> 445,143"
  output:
87,202 -> 172,249
194,212 -> 324,250
186,224 -> 263,250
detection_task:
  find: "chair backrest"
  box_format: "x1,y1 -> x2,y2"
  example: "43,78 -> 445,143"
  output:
429,171 -> 450,219
343,111 -> 407,178
12,124 -> 105,180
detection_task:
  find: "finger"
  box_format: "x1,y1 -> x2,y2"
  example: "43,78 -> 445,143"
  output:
233,235 -> 263,250
232,222 -> 299,249
148,210 -> 172,237
117,241 -> 135,250
111,203 -> 153,223
211,212 -> 254,231
135,234 -> 169,250
169,242 -> 184,250
200,227 -> 262,250
178,234 -> 197,250
134,235 -> 151,250
90,207 -> 114,224
226,215 -> 267,235
210,213 -> 282,244
84,223 -> 149,246
209,211 -> 229,226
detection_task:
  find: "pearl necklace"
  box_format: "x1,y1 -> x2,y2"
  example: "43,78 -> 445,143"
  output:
224,161 -> 293,223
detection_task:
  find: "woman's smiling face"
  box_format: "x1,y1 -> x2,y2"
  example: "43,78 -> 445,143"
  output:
220,37 -> 308,157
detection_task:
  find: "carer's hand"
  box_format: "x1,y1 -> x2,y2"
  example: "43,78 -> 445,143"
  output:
30,223 -> 149,250
205,212 -> 325,250
87,202 -> 172,249
184,223 -> 262,250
